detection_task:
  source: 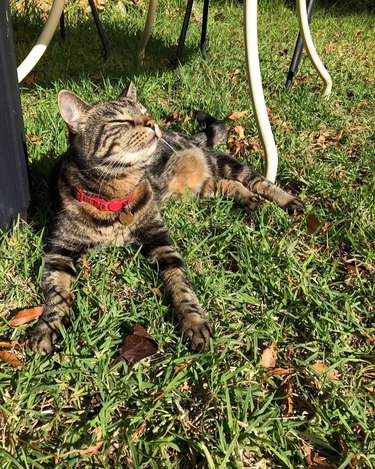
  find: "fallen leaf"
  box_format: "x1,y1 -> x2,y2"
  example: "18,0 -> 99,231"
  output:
285,378 -> 294,415
132,420 -> 147,444
302,441 -> 336,468
62,427 -> 103,457
265,367 -> 295,378
28,134 -> 43,144
0,351 -> 24,368
312,362 -> 340,388
0,340 -> 28,348
233,124 -> 245,140
9,306 -> 44,326
334,434 -> 360,468
149,287 -> 161,297
82,258 -> 91,275
248,138 -> 262,152
113,324 -> 158,366
306,213 -> 321,234
0,341 -> 14,348
228,110 -> 249,120
261,341 -> 277,368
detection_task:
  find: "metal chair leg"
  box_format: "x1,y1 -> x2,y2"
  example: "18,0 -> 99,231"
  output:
17,0 -> 65,82
174,0 -> 194,73
138,0 -> 158,61
296,0 -> 332,97
87,0 -> 110,62
244,0 -> 278,182
285,0 -> 316,90
59,10 -> 66,41
200,0 -> 209,60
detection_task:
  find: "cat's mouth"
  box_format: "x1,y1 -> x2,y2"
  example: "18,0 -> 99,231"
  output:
152,122 -> 162,139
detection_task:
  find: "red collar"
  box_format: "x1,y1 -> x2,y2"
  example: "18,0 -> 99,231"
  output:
73,187 -> 136,211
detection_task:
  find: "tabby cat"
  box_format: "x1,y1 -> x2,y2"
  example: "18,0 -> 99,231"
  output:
30,82 -> 303,355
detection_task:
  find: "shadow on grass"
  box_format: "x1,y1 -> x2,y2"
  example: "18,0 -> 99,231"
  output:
12,12 -> 199,87
284,0 -> 374,15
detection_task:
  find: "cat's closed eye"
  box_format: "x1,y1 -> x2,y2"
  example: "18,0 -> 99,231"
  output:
108,119 -> 134,126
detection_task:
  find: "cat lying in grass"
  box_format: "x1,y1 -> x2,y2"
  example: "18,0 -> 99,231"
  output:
30,82 -> 302,355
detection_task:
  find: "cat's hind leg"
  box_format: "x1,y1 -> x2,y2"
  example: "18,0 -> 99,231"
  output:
246,175 -> 304,212
200,178 -> 261,212
209,152 -> 303,212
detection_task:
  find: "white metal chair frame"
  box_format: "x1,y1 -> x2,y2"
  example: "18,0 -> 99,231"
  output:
17,0 -> 332,183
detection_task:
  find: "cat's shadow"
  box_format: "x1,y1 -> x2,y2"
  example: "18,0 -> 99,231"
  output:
12,9 -> 199,86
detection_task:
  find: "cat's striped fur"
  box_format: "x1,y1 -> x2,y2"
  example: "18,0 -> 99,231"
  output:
30,82 -> 303,355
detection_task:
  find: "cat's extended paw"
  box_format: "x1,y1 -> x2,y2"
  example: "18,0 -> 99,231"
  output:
181,313 -> 211,352
29,320 -> 58,355
284,196 -> 304,213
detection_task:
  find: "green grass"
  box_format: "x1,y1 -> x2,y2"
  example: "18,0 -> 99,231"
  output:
1,0 -> 374,466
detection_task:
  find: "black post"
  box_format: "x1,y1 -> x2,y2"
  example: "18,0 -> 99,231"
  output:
87,0 -> 110,62
200,0 -> 210,60
285,0 -> 316,90
174,0 -> 194,73
0,0 -> 30,231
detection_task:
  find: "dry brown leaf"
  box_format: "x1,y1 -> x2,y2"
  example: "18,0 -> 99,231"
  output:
62,427 -> 103,457
9,306 -> 44,326
149,287 -> 161,297
132,420 -> 147,444
261,341 -> 277,368
285,378 -> 294,415
306,213 -> 321,234
302,441 -> 336,468
0,351 -> 24,368
82,257 -> 91,274
312,362 -> 340,388
233,125 -> 245,140
265,367 -> 295,378
334,434 -> 360,468
0,340 -> 28,348
113,324 -> 158,366
228,110 -> 249,120
0,341 -> 14,348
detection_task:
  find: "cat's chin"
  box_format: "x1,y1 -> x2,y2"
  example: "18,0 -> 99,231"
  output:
127,142 -> 159,164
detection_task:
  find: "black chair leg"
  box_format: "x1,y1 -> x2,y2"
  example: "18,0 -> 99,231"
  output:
285,0 -> 316,90
200,0 -> 209,60
59,10 -> 65,41
87,0 -> 110,62
174,0 -> 194,73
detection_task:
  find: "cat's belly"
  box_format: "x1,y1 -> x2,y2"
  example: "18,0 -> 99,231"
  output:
165,149 -> 210,198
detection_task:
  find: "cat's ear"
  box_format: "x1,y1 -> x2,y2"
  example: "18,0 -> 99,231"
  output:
58,90 -> 91,133
119,81 -> 137,101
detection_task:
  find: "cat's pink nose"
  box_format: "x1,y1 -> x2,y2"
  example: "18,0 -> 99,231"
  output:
146,118 -> 156,129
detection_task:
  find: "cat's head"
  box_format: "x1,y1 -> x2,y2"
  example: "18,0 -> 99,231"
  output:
58,82 -> 161,169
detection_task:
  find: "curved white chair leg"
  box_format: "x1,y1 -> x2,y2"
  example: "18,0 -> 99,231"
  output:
138,0 -> 158,61
297,0 -> 332,97
17,0 -> 65,83
243,0 -> 278,183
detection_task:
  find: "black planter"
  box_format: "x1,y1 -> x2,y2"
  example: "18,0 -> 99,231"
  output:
0,0 -> 29,231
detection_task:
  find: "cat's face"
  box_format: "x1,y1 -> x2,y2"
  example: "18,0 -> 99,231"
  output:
58,82 -> 161,169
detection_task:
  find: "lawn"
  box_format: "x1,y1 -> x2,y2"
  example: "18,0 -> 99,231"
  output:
1,0 -> 374,467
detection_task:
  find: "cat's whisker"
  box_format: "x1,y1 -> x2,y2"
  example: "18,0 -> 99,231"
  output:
160,138 -> 177,154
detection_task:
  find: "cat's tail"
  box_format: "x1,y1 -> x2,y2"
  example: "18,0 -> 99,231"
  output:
191,110 -> 227,148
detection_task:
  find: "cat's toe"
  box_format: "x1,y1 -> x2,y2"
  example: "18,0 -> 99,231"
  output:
29,321 -> 57,355
285,197 -> 304,213
181,314 -> 211,352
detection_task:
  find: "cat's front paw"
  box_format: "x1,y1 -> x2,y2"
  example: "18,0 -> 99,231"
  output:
181,313 -> 211,352
29,320 -> 58,355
